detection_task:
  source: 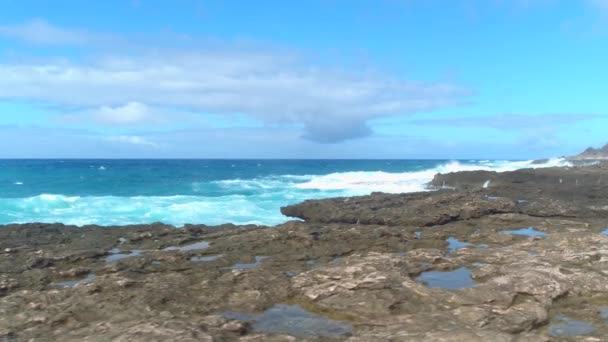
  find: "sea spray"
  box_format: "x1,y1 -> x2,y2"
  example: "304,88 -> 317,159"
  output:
0,158 -> 570,226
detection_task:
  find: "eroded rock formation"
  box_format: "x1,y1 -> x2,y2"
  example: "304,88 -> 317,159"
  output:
2,165 -> 608,341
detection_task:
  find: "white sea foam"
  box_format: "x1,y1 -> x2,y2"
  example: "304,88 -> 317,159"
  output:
0,158 -> 571,227
295,170 -> 436,194
14,181 -> 23,185
0,194 -> 291,227
36,194 -> 81,203
210,176 -> 301,191
295,158 -> 570,194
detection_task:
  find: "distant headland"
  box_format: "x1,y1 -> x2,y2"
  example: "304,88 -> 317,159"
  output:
568,143 -> 608,160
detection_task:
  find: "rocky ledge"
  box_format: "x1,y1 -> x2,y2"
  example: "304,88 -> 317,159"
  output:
568,143 -> 608,161
2,165 -> 608,341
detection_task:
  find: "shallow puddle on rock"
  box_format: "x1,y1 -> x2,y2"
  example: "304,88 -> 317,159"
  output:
163,241 -> 209,252
601,229 -> 608,235
415,231 -> 421,238
230,256 -> 268,270
51,274 -> 96,287
599,307 -> 608,320
548,316 -> 595,337
104,249 -> 145,263
500,227 -> 547,237
447,237 -> 471,251
416,267 -> 476,289
191,255 -> 222,262
447,237 -> 487,252
222,304 -> 352,337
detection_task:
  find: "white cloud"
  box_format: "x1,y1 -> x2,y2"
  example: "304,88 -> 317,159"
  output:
57,102 -> 205,127
0,19 -> 91,45
0,21 -> 471,143
104,135 -> 159,148
93,101 -> 150,125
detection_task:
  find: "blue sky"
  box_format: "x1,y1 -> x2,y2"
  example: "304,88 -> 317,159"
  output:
0,0 -> 606,159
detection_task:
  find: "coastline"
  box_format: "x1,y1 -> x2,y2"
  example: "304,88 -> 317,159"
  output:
0,158 -> 572,227
2,162 -> 608,340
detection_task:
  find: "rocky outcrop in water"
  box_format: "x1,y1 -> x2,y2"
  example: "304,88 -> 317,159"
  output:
569,143 -> 608,160
2,165 -> 608,341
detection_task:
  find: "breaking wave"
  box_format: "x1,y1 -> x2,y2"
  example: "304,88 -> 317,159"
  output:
294,158 -> 569,194
0,158 -> 569,226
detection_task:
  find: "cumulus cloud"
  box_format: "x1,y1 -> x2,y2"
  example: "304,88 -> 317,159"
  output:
104,135 -> 159,148
57,102 -> 205,127
0,21 -> 471,143
302,119 -> 373,143
92,102 -> 150,125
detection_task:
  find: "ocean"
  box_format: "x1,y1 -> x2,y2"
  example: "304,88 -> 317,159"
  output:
0,159 -> 568,227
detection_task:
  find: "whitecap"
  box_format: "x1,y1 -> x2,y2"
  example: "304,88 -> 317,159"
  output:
38,194 -> 59,201
295,158 -> 570,195
0,158 -> 570,227
37,194 -> 80,203
295,170 -> 436,194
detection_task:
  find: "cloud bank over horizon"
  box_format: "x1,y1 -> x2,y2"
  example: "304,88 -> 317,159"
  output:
0,1 -> 607,159
0,20 -> 470,144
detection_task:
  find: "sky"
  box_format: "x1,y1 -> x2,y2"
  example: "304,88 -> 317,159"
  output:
0,0 -> 606,159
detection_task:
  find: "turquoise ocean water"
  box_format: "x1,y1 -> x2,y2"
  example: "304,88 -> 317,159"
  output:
0,159 -> 567,226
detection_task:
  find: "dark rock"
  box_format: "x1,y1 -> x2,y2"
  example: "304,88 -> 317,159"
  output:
2,164 -> 608,340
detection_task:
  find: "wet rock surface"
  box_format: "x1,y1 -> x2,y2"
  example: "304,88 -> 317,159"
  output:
2,166 -> 608,341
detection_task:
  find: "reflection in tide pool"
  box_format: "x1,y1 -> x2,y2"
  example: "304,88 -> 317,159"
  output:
104,249 -> 145,263
447,237 -> 488,252
105,248 -> 145,263
416,267 -> 476,289
191,255 -> 222,262
447,237 -> 471,251
500,227 -> 547,237
222,304 -> 352,337
230,256 -> 269,270
163,241 -> 209,252
51,274 -> 96,287
548,316 -> 595,337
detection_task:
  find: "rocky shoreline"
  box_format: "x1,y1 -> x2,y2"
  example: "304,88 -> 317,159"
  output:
568,144 -> 608,161
2,164 -> 608,341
